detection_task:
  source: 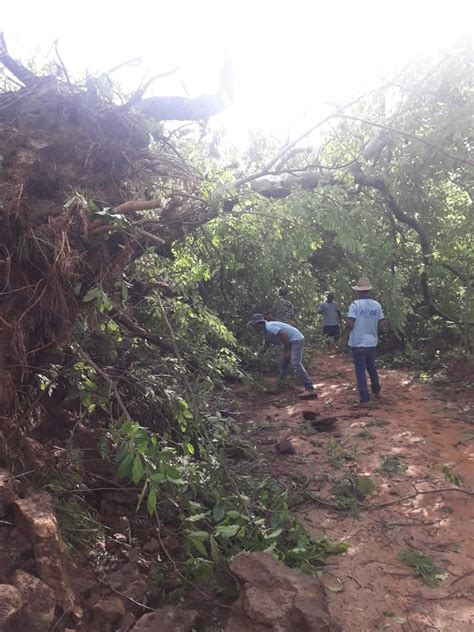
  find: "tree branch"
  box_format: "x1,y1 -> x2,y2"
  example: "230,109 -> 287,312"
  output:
112,199 -> 162,214
124,66 -> 181,109
338,114 -> 474,167
0,32 -> 40,87
78,348 -> 131,420
349,163 -> 462,325
440,262 -> 470,284
53,39 -> 72,88
110,307 -> 174,354
135,93 -> 225,121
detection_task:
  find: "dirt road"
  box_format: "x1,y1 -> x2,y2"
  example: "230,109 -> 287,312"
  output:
236,352 -> 474,631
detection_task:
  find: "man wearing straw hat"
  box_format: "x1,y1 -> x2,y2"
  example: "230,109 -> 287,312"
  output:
346,277 -> 385,404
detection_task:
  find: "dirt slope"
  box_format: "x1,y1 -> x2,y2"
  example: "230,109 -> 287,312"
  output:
236,352 -> 474,632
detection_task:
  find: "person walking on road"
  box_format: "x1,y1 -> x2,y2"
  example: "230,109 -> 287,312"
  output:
249,313 -> 316,398
318,292 -> 341,349
346,277 -> 385,404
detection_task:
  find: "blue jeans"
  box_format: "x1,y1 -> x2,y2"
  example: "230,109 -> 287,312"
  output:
351,347 -> 380,402
279,340 -> 314,391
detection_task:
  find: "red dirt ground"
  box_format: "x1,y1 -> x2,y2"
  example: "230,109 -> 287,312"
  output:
234,352 -> 474,632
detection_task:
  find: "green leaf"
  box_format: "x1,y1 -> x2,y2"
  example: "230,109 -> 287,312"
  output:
186,530 -> 209,556
327,585 -> 344,593
83,287 -> 100,302
121,280 -> 129,301
263,541 -> 277,553
117,451 -> 134,479
265,528 -> 283,540
210,534 -> 219,561
164,463 -> 181,480
187,530 -> 209,541
150,472 -> 166,484
185,442 -> 195,455
213,502 -> 225,522
392,617 -> 407,624
215,524 -> 240,538
226,510 -> 245,520
147,488 -> 157,515
185,512 -> 209,523
131,455 -> 144,484
188,537 -> 207,556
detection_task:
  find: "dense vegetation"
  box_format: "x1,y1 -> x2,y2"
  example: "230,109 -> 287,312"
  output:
0,34 -> 472,596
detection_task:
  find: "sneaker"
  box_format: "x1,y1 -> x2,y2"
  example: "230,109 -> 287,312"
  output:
298,389 -> 318,399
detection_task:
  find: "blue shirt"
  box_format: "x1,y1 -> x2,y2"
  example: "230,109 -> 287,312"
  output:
348,299 -> 384,347
264,321 -> 304,345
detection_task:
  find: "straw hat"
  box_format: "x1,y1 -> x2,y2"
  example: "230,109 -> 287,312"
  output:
352,277 -> 373,291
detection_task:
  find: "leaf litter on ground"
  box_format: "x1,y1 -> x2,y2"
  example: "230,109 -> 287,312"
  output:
398,547 -> 447,587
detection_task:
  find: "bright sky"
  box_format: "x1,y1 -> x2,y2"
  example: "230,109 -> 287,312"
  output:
3,0 -> 473,139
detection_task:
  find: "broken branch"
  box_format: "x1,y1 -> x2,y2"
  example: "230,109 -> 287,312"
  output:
0,32 -> 40,87
112,199 -> 163,214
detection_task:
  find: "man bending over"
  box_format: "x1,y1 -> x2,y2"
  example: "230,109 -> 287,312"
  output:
249,313 -> 316,399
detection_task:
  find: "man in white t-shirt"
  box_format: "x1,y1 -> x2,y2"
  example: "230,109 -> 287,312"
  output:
346,277 -> 385,404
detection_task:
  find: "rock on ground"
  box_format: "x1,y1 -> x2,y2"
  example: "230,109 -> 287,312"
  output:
12,570 -> 56,632
13,490 -> 75,612
130,606 -> 200,631
93,595 -> 126,626
275,438 -> 296,455
226,552 -> 339,632
0,584 -> 23,630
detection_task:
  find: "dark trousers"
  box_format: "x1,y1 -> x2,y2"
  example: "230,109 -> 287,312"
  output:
351,347 -> 380,402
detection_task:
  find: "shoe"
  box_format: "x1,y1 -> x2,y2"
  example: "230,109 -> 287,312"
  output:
299,389 -> 318,399
373,391 -> 381,399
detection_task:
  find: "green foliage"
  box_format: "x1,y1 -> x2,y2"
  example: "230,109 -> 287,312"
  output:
378,455 -> 408,477
399,548 -> 447,587
440,464 -> 464,487
112,415 -> 346,576
326,438 -> 347,468
54,498 -> 105,551
332,475 -> 375,513
366,419 -> 390,428
355,430 -> 374,440
65,361 -> 112,413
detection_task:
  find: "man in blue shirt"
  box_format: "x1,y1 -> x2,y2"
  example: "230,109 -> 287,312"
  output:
346,277 -> 385,404
249,314 -> 316,398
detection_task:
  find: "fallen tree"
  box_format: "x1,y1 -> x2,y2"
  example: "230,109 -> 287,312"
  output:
0,34 -> 230,416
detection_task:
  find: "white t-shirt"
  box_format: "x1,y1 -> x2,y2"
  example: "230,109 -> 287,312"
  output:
348,299 -> 384,347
